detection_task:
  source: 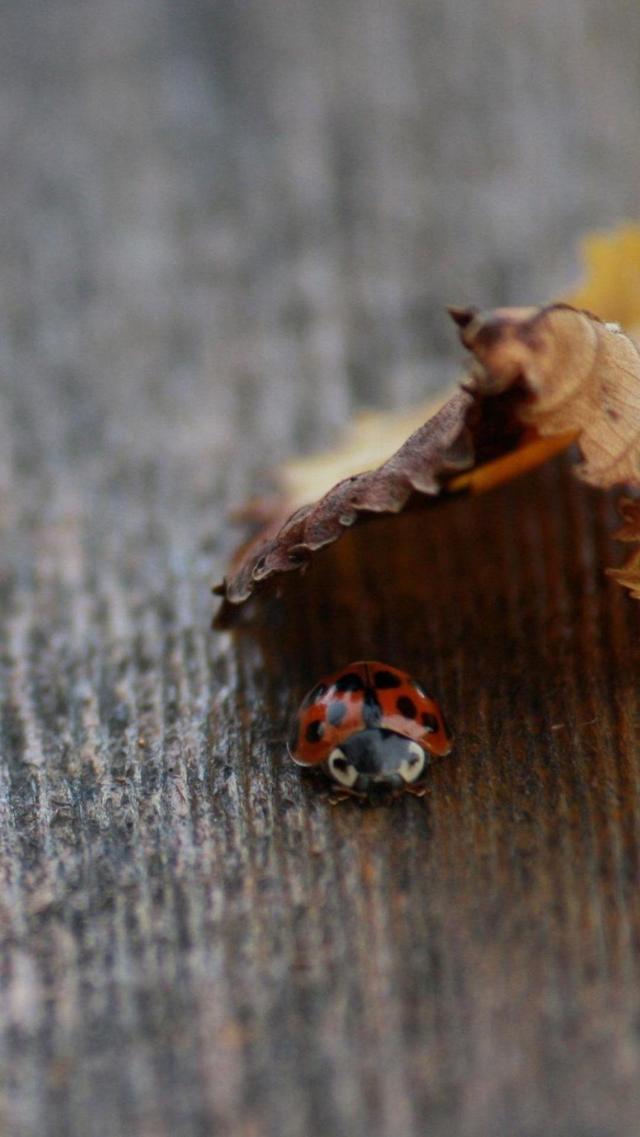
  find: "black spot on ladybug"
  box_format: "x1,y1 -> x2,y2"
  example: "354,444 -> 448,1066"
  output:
305,720 -> 325,744
374,669 -> 402,688
396,695 -> 417,719
421,712 -> 439,732
327,701 -> 348,727
301,682 -> 327,709
334,672 -> 365,693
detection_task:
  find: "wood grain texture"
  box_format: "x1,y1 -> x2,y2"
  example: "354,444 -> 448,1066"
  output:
2,2 -> 640,1135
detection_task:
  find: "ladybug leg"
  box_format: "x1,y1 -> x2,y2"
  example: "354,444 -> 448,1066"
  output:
327,783 -> 366,805
328,789 -> 356,805
404,785 -> 428,798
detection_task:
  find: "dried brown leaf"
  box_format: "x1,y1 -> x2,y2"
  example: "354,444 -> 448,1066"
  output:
213,381 -> 572,623
214,301 -> 640,622
214,389 -> 476,618
455,304 -> 640,487
214,225 -> 640,620
606,498 -> 640,600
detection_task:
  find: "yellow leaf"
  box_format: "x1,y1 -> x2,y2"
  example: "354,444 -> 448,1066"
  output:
566,224 -> 640,331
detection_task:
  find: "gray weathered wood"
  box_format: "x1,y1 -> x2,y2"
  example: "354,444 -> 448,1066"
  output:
2,2 -> 640,1135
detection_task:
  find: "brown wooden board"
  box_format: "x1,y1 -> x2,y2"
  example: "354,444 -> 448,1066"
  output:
2,1 -> 640,1135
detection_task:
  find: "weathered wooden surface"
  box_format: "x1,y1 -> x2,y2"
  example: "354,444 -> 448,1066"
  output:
2,2 -> 640,1135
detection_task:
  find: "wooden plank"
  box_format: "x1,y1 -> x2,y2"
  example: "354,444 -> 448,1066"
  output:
1,1 -> 640,1135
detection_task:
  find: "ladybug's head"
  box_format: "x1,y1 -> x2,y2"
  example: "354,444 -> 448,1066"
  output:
325,728 -> 429,796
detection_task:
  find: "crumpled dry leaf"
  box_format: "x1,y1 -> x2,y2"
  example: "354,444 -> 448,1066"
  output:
568,224 -> 640,598
452,303 -> 640,487
209,305 -> 582,621
450,302 -> 640,603
280,223 -> 640,510
214,226 -> 640,623
606,498 -> 640,600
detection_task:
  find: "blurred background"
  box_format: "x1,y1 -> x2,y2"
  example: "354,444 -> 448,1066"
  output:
2,2 -> 640,1136
3,0 -> 640,518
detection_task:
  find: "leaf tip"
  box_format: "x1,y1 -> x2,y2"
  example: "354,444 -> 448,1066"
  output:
447,305 -> 479,331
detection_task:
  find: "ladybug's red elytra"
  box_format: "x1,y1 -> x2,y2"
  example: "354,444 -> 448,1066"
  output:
289,661 -> 452,798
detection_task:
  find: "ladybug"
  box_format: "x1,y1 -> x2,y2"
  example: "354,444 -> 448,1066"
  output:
289,661 -> 452,798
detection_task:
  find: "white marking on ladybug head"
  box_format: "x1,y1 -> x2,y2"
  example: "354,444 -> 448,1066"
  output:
398,741 -> 426,783
328,748 -> 358,788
